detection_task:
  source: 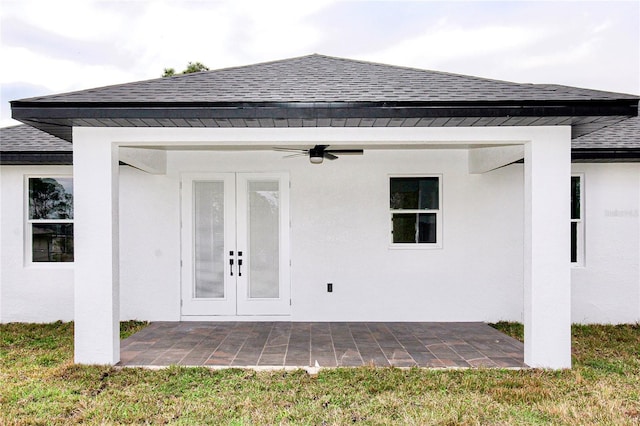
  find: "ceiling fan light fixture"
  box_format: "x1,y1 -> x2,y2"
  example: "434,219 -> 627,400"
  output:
309,155 -> 324,164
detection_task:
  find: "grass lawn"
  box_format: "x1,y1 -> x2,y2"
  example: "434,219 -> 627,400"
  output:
1,322 -> 639,425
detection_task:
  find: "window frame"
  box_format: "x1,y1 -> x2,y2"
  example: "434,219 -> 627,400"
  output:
24,175 -> 74,267
571,173 -> 585,267
388,174 -> 443,249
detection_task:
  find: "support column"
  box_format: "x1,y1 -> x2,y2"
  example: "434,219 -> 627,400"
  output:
73,129 -> 120,364
524,127 -> 572,369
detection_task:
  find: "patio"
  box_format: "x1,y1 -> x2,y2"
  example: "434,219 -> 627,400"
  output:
119,322 -> 526,369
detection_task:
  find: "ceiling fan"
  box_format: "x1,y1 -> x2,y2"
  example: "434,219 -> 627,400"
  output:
273,145 -> 364,164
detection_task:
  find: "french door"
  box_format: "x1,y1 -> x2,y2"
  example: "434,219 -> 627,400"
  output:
181,172 -> 290,316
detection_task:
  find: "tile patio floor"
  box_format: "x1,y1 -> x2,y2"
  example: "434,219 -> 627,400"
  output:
119,322 -> 526,368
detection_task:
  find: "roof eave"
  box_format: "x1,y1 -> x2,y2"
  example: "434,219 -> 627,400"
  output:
11,99 -> 639,120
0,151 -> 73,165
572,148 -> 640,162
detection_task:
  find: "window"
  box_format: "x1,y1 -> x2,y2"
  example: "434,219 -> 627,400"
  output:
27,177 -> 74,262
390,176 -> 441,246
571,175 -> 584,265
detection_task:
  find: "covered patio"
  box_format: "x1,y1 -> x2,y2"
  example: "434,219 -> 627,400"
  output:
118,322 -> 525,369
12,55 -> 636,369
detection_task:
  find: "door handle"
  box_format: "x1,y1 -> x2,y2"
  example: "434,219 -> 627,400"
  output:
238,251 -> 243,276
229,251 -> 234,276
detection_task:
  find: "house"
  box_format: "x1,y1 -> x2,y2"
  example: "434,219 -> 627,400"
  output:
1,54 -> 638,369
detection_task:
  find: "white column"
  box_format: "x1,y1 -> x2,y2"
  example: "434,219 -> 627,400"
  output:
73,129 -> 120,364
523,127 -> 572,369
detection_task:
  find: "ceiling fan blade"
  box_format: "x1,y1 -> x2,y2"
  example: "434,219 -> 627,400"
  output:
326,149 -> 364,155
273,147 -> 307,153
283,153 -> 308,158
324,152 -> 339,160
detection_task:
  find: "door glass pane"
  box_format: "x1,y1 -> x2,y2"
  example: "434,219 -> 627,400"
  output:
194,181 -> 225,298
248,180 -> 279,298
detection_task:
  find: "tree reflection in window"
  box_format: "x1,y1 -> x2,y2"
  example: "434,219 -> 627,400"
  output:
28,178 -> 74,262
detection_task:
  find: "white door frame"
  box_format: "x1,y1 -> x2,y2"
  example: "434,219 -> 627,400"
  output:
236,172 -> 291,315
180,172 -> 290,317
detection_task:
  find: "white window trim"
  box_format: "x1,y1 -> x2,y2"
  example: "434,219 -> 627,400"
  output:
24,175 -> 74,268
571,173 -> 585,267
388,174 -> 443,250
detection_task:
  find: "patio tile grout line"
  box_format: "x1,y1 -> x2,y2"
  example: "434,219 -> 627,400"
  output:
346,323 -> 365,366
308,323 -> 312,367
281,323 -> 292,367
140,325 -> 185,366
202,323 -> 235,366
405,325 -> 442,366
330,323 -> 344,366
256,322 -> 275,366
174,328 -> 210,365
381,323 -> 418,366
365,323 -> 392,366
228,323 -> 255,366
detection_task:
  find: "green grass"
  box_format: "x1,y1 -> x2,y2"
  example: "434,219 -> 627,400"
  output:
1,322 -> 639,425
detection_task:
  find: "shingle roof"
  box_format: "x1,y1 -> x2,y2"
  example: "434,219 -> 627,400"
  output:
0,124 -> 71,151
10,54 -> 639,145
572,116 -> 640,149
16,54 -> 638,104
0,125 -> 72,165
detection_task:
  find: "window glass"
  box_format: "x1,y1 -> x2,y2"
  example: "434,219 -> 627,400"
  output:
390,177 -> 440,245
32,224 -> 74,262
418,213 -> 437,243
571,176 -> 580,220
571,175 -> 583,265
28,177 -> 74,263
570,222 -> 577,263
390,177 -> 439,210
392,213 -> 417,243
29,178 -> 74,219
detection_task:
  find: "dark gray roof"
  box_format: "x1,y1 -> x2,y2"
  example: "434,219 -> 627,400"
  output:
571,115 -> 640,162
16,54 -> 638,104
0,125 -> 72,165
10,54 -> 639,144
572,116 -> 640,149
0,124 -> 71,151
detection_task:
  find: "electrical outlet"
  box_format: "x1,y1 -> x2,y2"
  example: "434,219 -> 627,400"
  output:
327,283 -> 333,293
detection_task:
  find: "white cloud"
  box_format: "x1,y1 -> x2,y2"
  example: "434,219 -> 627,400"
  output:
0,0 -> 637,128
0,46 -> 138,92
361,24 -> 543,69
2,0 -> 124,42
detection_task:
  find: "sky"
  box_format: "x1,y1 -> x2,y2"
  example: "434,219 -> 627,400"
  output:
1,0 -> 638,128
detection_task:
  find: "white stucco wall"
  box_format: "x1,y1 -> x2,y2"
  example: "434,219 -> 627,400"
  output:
1,165 -> 75,322
119,166 -> 181,321
116,148 -> 525,322
571,163 -> 640,323
3,154 -> 639,325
